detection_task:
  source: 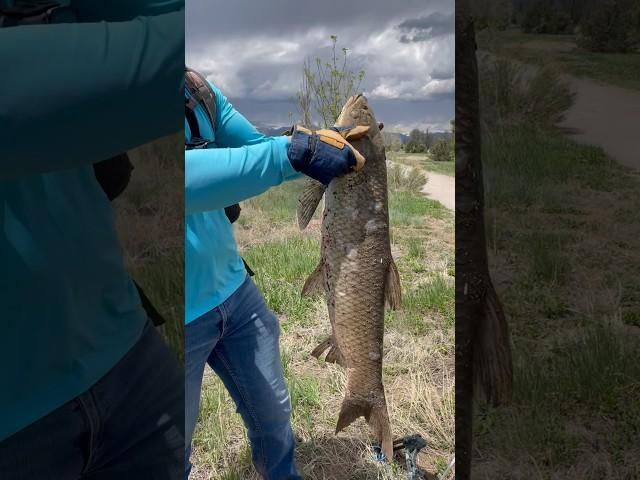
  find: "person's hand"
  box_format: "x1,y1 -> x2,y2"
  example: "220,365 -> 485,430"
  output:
286,125 -> 369,185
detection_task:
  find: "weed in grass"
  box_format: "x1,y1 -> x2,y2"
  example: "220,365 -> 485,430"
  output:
406,238 -> 425,261
386,163 -> 427,193
527,231 -> 572,285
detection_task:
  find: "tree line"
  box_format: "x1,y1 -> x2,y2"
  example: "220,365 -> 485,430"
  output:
474,0 -> 640,52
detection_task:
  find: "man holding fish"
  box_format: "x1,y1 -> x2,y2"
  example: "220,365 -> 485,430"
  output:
184,68 -> 367,479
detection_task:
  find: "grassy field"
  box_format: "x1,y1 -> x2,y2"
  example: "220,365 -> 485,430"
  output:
472,121 -> 640,479
478,29 -> 640,91
113,132 -> 184,363
190,154 -> 455,479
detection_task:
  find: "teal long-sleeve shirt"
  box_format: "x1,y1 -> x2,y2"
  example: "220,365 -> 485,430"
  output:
0,1 -> 183,441
185,83 -> 301,323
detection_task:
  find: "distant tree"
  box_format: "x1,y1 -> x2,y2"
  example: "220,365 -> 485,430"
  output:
298,35 -> 365,128
578,0 -> 638,52
472,0 -> 512,30
382,132 -> 403,152
408,128 -> 432,148
521,0 -> 573,34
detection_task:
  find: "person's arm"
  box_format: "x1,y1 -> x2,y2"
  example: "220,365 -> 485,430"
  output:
0,9 -> 184,178
185,84 -> 302,214
185,136 -> 298,215
210,83 -> 281,148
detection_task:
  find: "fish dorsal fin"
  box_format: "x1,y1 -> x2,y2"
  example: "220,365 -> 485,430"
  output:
297,178 -> 326,230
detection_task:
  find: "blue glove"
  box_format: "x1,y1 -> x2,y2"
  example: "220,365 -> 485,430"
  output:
287,125 -> 366,185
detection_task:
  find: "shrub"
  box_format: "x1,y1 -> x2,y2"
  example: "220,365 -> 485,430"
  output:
430,139 -> 453,162
405,141 -> 426,154
479,58 -> 575,127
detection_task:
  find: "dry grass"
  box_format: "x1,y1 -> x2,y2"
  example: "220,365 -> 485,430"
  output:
190,168 -> 454,479
112,131 -> 184,361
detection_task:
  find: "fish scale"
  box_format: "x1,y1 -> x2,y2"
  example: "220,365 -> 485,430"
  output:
297,94 -> 401,461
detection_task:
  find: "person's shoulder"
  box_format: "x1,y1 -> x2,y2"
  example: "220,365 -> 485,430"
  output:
205,81 -> 223,98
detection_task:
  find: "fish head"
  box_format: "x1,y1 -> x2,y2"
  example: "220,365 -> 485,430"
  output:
335,94 -> 383,139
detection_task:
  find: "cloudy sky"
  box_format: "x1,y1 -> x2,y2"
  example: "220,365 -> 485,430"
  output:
186,0 -> 454,134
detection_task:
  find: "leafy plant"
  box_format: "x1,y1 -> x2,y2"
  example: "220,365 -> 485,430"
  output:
299,35 -> 365,127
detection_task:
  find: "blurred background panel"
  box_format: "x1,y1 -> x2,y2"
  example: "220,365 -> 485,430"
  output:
458,1 -> 640,478
115,132 -> 184,362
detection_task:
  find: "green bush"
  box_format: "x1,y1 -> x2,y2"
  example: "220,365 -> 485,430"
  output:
479,58 -> 575,127
430,139 -> 453,162
578,0 -> 638,53
405,141 -> 426,154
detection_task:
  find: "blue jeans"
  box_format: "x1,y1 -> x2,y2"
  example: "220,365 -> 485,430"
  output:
0,321 -> 185,479
185,275 -> 301,480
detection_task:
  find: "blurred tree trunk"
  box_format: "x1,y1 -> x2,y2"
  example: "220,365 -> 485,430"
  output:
455,3 -> 513,478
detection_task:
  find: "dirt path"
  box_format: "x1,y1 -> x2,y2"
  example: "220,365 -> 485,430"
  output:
558,76 -> 640,170
479,47 -> 640,170
421,171 -> 455,210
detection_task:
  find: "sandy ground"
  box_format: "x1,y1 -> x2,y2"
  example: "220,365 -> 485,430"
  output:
558,76 -> 640,170
421,172 -> 455,210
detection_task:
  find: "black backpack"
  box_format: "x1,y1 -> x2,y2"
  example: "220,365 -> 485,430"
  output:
184,67 -> 254,276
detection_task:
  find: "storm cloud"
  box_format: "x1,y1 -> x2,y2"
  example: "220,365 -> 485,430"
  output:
186,0 -> 454,133
398,12 -> 454,43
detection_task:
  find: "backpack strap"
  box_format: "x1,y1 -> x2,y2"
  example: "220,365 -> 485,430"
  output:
185,67 -> 217,147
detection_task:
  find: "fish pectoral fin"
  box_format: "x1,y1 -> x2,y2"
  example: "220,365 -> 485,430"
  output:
336,397 -> 393,461
297,179 -> 326,230
310,336 -> 332,358
310,335 -> 345,366
384,259 -> 402,310
302,261 -> 325,297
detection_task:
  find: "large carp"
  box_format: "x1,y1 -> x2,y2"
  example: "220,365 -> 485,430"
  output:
297,94 -> 400,460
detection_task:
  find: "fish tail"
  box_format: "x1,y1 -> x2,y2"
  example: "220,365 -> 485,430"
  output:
336,397 -> 393,461
297,178 -> 326,230
474,279 -> 513,406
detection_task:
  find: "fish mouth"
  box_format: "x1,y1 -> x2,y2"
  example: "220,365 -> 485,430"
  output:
336,93 -> 372,128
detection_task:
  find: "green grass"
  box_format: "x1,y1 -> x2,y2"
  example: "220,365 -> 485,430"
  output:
474,118 -> 640,477
482,125 -> 615,209
389,191 -> 447,225
481,29 -> 640,91
421,159 -> 455,176
243,237 -> 320,328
